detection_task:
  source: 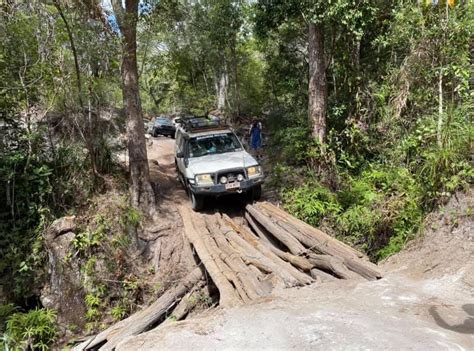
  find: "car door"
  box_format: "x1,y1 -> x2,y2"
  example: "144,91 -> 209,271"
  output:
175,132 -> 187,179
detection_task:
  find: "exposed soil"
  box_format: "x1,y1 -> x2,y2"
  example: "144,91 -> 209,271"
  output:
117,137 -> 474,350
145,136 -> 196,288
383,187 -> 474,288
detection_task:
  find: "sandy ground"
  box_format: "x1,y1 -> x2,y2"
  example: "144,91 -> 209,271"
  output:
117,273 -> 473,350
120,136 -> 474,351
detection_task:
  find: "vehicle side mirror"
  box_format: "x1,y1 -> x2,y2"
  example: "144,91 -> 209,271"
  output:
176,151 -> 184,158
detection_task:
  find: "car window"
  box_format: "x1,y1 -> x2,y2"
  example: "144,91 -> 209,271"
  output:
155,118 -> 171,125
188,133 -> 242,158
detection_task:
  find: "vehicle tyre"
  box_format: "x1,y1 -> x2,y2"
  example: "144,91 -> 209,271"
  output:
251,185 -> 262,202
191,192 -> 204,211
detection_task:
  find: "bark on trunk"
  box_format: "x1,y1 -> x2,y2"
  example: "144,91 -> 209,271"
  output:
112,0 -> 156,216
230,37 -> 241,121
308,22 -> 327,144
437,70 -> 443,147
216,66 -> 228,113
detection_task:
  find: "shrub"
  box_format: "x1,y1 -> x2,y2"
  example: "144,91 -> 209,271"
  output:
270,127 -> 313,166
2,308 -> 57,351
336,205 -> 381,252
0,304 -> 16,333
282,181 -> 341,227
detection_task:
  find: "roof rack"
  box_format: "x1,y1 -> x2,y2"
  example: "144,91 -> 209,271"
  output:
180,116 -> 229,133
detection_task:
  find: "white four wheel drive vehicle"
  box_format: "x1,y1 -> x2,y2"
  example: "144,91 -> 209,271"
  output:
175,117 -> 264,211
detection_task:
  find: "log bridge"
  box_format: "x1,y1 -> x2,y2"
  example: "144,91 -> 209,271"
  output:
74,202 -> 381,350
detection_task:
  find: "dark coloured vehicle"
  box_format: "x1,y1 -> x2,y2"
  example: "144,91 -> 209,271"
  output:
152,117 -> 176,138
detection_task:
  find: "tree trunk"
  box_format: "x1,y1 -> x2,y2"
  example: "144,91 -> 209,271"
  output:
308,22 -> 327,144
216,64 -> 228,113
230,36 -> 241,121
437,69 -> 443,147
112,0 -> 156,216
54,0 -> 98,177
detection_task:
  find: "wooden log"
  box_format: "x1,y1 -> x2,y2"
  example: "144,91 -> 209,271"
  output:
275,217 -> 381,280
72,337 -> 94,351
198,218 -> 251,304
83,266 -> 203,350
205,214 -> 266,301
244,213 -> 314,272
246,204 -> 307,255
307,254 -> 360,280
256,203 -> 382,280
310,268 -> 337,282
179,206 -> 241,308
217,215 -> 313,287
260,202 -> 364,259
159,282 -> 204,328
245,213 -> 279,246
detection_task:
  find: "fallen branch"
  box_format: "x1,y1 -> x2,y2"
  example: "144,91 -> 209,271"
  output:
76,266 -> 204,351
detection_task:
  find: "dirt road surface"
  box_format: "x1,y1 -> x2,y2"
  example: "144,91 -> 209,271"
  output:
124,136 -> 474,351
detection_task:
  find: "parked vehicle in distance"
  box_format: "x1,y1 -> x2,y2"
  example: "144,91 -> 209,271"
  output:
152,117 -> 176,138
146,120 -> 154,134
175,117 -> 264,211
172,116 -> 182,129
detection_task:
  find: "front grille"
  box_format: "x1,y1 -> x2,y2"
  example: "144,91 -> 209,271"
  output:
216,168 -> 245,184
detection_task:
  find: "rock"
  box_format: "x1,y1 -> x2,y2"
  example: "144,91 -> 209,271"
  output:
41,229 -> 86,327
46,216 -> 76,241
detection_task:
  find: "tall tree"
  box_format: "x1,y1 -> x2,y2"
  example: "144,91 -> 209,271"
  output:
111,0 -> 156,215
254,1 -> 380,144
308,22 -> 327,143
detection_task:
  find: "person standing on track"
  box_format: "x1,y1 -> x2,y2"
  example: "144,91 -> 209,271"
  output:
249,120 -> 263,159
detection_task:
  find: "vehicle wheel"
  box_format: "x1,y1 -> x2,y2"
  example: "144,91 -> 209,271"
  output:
191,192 -> 204,211
171,134 -> 175,139
177,168 -> 185,187
250,185 -> 262,202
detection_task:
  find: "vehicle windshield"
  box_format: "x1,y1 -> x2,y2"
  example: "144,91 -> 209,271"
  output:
155,118 -> 171,125
189,133 -> 242,158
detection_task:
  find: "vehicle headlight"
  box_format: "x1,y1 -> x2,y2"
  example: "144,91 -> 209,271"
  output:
195,174 -> 214,186
247,166 -> 262,178
219,176 -> 228,184
237,174 -> 244,182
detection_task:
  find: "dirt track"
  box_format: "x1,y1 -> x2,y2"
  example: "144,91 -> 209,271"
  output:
127,136 -> 474,350
117,273 -> 473,350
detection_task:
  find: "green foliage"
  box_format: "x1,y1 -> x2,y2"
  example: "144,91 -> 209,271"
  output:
271,127 -> 313,166
188,292 -> 213,308
283,181 -> 341,227
72,228 -> 105,256
0,125 -> 99,299
0,304 -> 17,334
1,308 -> 57,351
112,234 -> 132,250
266,1 -> 473,260
121,206 -> 142,228
0,2 -> 472,345
110,305 -> 127,321
281,164 -> 426,259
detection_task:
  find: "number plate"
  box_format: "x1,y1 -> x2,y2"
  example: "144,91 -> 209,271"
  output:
225,182 -> 240,190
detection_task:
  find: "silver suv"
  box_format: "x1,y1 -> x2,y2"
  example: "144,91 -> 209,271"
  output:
175,118 -> 264,211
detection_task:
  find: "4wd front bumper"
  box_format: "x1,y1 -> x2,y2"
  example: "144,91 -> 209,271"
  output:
190,176 -> 264,196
